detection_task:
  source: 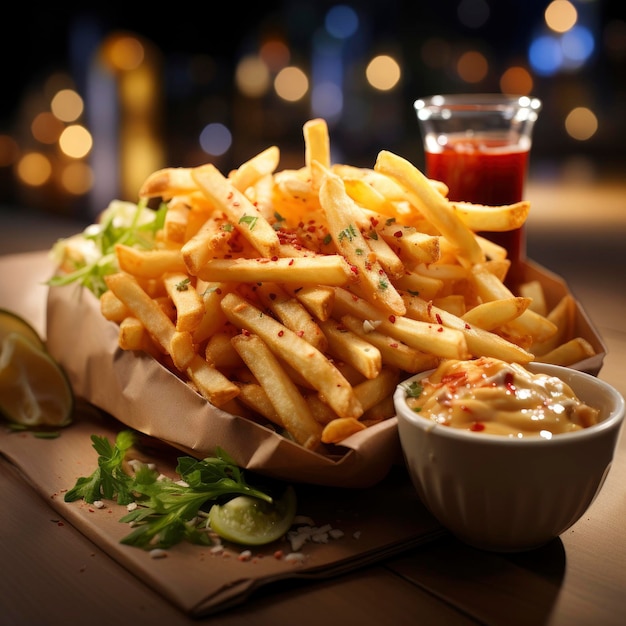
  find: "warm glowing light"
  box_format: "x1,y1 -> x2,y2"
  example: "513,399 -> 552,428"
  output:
59,125 -> 93,159
104,34 -> 145,71
457,50 -> 488,83
260,39 -> 290,71
51,89 -> 84,122
16,152 -> 52,187
31,112 -> 64,145
565,107 -> 598,141
235,55 -> 270,97
499,66 -> 534,95
61,161 -> 94,195
274,66 -> 309,102
545,0 -> 578,34
366,55 -> 401,91
0,135 -> 19,167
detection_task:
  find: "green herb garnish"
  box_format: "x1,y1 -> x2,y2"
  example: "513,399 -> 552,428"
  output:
65,431 -> 277,550
47,200 -> 166,297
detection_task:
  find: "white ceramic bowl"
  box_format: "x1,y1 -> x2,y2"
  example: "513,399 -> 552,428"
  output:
393,362 -> 625,552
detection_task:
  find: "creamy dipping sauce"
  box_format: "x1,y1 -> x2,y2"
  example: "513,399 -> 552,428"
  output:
405,357 -> 600,438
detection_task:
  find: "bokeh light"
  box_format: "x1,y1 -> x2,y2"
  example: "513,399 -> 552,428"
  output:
50,89 -> 84,122
499,66 -> 534,95
199,123 -> 232,156
235,55 -> 271,97
325,5 -> 359,39
31,112 -> 64,145
274,66 -> 309,101
457,50 -> 488,83
365,55 -> 401,91
565,107 -> 598,141
545,0 -> 578,34
16,152 -> 52,187
61,161 -> 94,195
59,125 -> 93,159
103,34 -> 145,71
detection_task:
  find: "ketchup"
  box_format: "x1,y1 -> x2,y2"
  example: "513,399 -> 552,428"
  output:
425,136 -> 529,282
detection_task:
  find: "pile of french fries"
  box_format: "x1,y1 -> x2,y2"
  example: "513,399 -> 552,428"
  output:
98,119 -> 596,452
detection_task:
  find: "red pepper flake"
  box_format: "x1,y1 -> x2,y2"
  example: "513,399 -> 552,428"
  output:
435,313 -> 443,325
289,259 -> 294,266
470,422 -> 485,432
350,265 -> 359,275
437,327 -> 444,332
227,192 -> 234,200
278,330 -> 284,337
271,255 -> 279,261
274,550 -> 284,560
427,301 -> 433,316
464,323 -> 471,329
393,230 -> 403,238
370,217 -> 379,227
242,328 -> 251,336
390,342 -> 399,348
297,330 -> 305,337
388,315 -> 396,324
504,372 -> 516,394
233,201 -> 240,207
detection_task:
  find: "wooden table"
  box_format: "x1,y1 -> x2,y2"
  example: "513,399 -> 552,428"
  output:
1,178 -> 625,626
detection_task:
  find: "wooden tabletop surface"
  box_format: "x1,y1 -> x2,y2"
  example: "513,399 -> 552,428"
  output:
1,177 -> 625,626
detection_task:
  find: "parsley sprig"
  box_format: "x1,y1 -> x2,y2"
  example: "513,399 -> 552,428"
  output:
65,431 -> 275,549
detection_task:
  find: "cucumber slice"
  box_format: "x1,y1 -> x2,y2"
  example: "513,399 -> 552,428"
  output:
208,486 -> 297,546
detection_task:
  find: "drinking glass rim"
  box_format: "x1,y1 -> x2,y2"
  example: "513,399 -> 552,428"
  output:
414,93 -> 542,115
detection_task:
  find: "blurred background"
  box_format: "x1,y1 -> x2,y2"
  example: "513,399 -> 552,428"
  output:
0,0 -> 624,222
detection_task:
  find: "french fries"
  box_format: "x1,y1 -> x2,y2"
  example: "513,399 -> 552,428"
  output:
91,119 -> 597,452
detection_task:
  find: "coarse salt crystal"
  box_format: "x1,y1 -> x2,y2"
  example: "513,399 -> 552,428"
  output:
149,549 -> 167,559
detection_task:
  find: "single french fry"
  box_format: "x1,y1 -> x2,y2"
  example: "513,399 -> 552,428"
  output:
231,333 -> 323,449
462,297 -> 532,331
191,163 -> 281,257
534,337 -> 596,367
162,200 -> 190,244
320,171 -> 406,316
377,223 -> 440,267
115,244 -> 187,278
185,353 -> 240,407
304,118 -> 331,190
100,289 -> 130,322
450,200 -> 530,232
196,255 -> 353,286
229,145 -> 280,191
375,150 -> 484,264
162,272 -> 204,332
139,167 -> 197,198
321,417 -> 366,444
221,292 -> 363,419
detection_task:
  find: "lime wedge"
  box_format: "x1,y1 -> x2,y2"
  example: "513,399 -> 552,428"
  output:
208,486 -> 297,546
0,332 -> 74,427
0,308 -> 45,350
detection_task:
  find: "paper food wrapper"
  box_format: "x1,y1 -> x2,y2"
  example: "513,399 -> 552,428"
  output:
45,259 -> 606,489
45,281 -> 402,488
